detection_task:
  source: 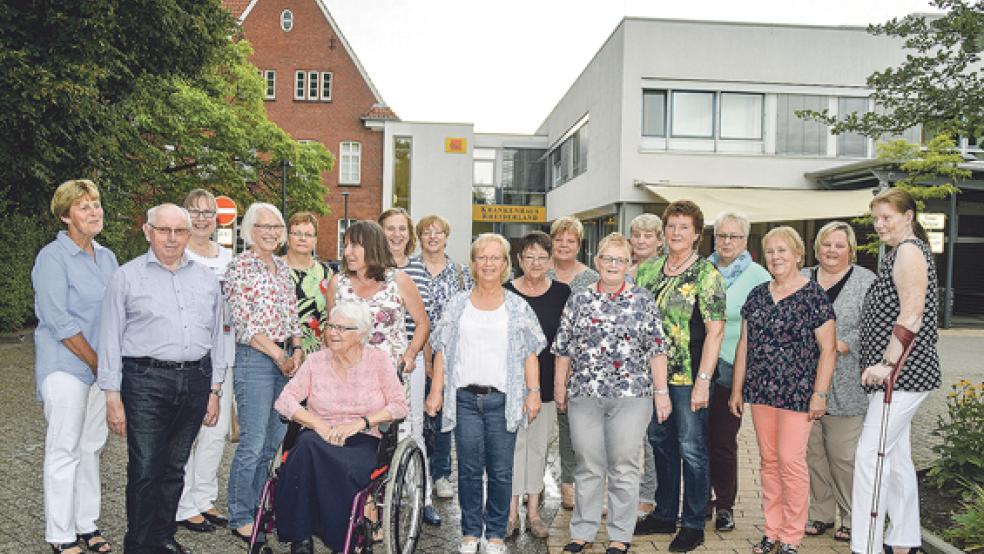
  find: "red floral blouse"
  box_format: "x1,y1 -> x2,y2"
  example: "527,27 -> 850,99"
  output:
225,250 -> 301,344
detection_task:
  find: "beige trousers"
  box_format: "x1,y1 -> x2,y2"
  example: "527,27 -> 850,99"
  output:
512,401 -> 557,495
806,414 -> 864,524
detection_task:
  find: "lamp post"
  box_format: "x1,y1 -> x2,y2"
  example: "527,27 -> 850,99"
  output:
341,191 -> 351,244
280,159 -> 292,218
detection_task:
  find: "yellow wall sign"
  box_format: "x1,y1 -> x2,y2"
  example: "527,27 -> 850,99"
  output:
472,204 -> 546,223
445,137 -> 468,153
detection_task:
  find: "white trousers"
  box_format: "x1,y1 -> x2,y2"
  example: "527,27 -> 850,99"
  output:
397,351 -> 432,505
41,372 -> 107,544
176,370 -> 235,520
851,391 -> 928,554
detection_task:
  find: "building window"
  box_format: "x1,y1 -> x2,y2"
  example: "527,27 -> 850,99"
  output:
320,72 -> 332,101
777,94 -> 828,156
339,141 -> 361,185
548,122 -> 588,189
642,90 -> 667,137
294,71 -> 305,100
308,71 -> 319,101
393,137 -> 412,210
262,70 -> 276,100
838,97 -> 870,157
671,91 -> 715,138
280,10 -> 294,32
719,92 -> 763,140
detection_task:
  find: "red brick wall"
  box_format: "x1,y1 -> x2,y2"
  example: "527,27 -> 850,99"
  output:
236,0 -> 384,261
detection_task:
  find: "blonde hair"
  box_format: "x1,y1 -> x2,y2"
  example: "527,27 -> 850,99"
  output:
469,233 -> 512,284
762,226 -> 806,268
550,216 -> 585,243
182,188 -> 216,212
415,214 -> 451,238
815,221 -> 858,263
51,179 -> 100,220
289,211 -> 319,233
378,208 -> 416,256
597,232 -> 632,259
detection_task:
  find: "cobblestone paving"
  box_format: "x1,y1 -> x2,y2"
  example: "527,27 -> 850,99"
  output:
2,330 -> 980,553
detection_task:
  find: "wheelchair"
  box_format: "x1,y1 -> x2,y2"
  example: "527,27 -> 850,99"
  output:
249,417 -> 426,554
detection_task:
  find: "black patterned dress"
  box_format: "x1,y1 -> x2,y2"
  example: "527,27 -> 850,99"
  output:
859,238 -> 941,393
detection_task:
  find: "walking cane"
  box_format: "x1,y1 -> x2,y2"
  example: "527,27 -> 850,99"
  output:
866,324 -> 917,554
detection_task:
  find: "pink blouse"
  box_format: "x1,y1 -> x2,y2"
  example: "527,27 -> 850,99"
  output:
274,346 -> 408,437
224,250 -> 301,344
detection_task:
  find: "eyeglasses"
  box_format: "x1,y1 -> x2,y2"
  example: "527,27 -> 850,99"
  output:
188,209 -> 216,219
714,233 -> 746,242
148,224 -> 191,238
421,230 -> 447,237
475,255 -> 504,264
521,255 -> 550,265
254,224 -> 285,233
289,231 -> 316,239
598,255 -> 630,266
325,322 -> 359,333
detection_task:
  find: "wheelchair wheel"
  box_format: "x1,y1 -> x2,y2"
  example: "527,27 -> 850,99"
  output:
381,438 -> 425,554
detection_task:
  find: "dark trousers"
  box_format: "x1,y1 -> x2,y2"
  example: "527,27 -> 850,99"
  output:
121,358 -> 210,553
708,382 -> 742,511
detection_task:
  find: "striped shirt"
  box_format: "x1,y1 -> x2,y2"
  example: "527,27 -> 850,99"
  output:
397,257 -> 431,340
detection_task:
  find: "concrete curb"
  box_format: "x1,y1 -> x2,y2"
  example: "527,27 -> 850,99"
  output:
921,526 -> 964,554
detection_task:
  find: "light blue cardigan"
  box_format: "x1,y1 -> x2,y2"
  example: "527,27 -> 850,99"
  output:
430,289 -> 546,432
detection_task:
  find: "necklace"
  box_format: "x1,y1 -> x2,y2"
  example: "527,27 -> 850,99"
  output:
667,251 -> 696,272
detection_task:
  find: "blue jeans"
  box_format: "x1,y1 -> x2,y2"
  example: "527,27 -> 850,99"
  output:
649,385 -> 710,529
454,389 -> 516,540
425,377 -> 452,480
121,357 -> 210,552
227,345 -> 288,530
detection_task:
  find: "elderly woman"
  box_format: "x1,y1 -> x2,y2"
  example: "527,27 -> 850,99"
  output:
635,201 -> 726,552
425,233 -> 545,554
413,214 -> 473,502
224,202 -> 303,543
801,222 -> 875,542
175,189 -> 236,533
284,211 -> 332,354
851,189 -> 941,554
377,207 -> 439,525
33,179 -> 118,554
553,233 -> 669,554
706,212 -> 771,533
504,231 -> 571,539
273,301 -> 409,554
729,226 -> 836,554
546,215 -> 599,510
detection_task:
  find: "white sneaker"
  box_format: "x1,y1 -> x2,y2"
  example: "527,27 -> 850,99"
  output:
485,541 -> 508,554
458,539 -> 479,553
435,476 -> 454,499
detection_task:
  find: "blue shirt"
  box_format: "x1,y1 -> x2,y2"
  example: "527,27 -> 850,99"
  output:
32,231 -> 119,399
97,249 -> 226,391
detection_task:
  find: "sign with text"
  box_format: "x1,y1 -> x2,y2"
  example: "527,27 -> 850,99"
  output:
927,231 -> 945,254
444,137 -> 467,154
472,204 -> 546,223
918,213 -> 946,230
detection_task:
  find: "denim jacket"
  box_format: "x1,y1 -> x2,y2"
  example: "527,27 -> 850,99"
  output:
431,289 -> 546,432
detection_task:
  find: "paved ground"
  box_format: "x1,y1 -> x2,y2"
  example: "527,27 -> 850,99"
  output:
1,330 -> 980,553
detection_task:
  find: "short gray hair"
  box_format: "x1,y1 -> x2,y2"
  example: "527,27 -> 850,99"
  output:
329,301 -> 373,342
146,203 -> 191,227
714,212 -> 751,237
241,202 -> 286,248
630,213 -> 663,235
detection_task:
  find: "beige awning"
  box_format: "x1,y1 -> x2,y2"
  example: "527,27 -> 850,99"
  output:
643,185 -> 875,224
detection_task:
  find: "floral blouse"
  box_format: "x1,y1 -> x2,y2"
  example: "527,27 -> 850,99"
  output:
290,260 -> 332,354
740,281 -> 836,413
225,249 -> 301,344
431,290 -> 546,432
334,269 -> 408,366
636,257 -> 726,386
552,283 -> 666,399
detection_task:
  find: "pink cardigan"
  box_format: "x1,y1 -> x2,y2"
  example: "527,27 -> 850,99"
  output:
274,346 -> 408,437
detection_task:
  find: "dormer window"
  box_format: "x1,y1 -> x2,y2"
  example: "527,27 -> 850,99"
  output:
280,10 -> 294,32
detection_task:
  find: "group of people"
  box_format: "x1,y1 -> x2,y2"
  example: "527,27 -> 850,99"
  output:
32,178 -> 939,554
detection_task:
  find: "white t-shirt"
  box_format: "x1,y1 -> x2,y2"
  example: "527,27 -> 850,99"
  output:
186,245 -> 235,368
455,301 -> 509,392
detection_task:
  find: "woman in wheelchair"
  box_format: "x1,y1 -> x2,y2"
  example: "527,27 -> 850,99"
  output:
273,300 -> 409,553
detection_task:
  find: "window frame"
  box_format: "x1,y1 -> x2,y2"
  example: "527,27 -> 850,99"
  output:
339,141 -> 362,185
320,72 -> 332,102
307,71 -> 319,101
280,9 -> 294,32
262,70 -> 276,100
670,90 -> 716,139
294,71 -> 305,101
718,92 -> 764,141
642,89 -> 668,137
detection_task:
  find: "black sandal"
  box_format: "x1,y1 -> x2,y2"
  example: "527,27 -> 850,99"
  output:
607,542 -> 631,554
753,536 -> 778,554
78,530 -> 112,553
804,520 -> 833,536
563,541 -> 592,553
834,526 -> 851,542
51,543 -> 81,553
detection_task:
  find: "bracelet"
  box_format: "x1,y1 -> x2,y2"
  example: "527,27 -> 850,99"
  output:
362,416 -> 371,430
655,388 -> 669,396
880,356 -> 895,367
697,372 -> 712,381
527,387 -> 541,394
813,390 -> 829,400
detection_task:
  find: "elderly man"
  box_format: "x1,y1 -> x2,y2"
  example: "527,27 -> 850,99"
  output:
98,203 -> 226,554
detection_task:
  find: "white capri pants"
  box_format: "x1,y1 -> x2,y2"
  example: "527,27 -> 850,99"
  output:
41,371 -> 108,544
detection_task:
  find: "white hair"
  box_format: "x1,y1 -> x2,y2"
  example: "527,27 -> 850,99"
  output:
241,202 -> 286,247
330,301 -> 373,343
714,212 -> 751,237
146,203 -> 191,227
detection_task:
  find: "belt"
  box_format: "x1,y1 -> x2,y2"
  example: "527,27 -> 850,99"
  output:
123,356 -> 209,370
463,384 -> 500,395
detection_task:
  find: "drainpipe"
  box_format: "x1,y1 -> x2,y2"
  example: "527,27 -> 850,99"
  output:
942,190 -> 958,328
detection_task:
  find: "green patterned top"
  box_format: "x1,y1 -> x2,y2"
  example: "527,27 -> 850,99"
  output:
636,256 -> 726,386
290,260 -> 332,354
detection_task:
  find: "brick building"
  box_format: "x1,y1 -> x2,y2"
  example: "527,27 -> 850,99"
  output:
223,0 -> 398,260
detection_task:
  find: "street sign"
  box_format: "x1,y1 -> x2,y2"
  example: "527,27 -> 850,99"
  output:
215,195 -> 238,226
472,204 -> 546,223
927,231 -> 944,254
918,213 -> 945,230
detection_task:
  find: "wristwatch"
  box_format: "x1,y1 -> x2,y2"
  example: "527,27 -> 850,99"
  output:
210,388 -> 223,398
880,356 -> 896,368
362,416 -> 371,431
654,388 -> 669,396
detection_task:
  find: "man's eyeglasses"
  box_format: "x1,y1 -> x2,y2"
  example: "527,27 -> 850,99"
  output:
714,233 -> 746,242
325,322 -> 359,333
289,231 -> 316,239
254,224 -> 285,232
521,255 -> 550,265
148,224 -> 191,238
598,255 -> 630,266
188,209 -> 216,219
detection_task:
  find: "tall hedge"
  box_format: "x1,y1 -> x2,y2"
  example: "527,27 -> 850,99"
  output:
0,208 -> 55,332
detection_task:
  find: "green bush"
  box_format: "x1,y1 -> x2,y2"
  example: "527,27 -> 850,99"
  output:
946,480 -> 984,552
0,206 -> 55,332
929,380 -> 984,491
